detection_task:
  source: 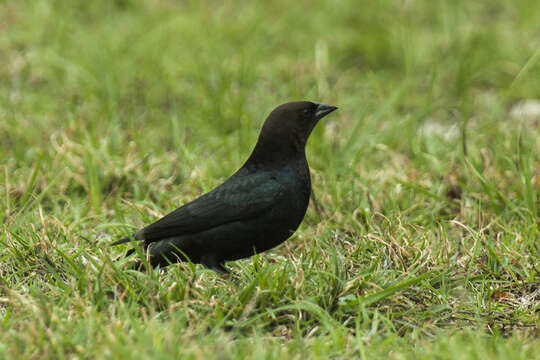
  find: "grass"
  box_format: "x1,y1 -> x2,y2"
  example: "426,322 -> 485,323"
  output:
1,0 -> 539,358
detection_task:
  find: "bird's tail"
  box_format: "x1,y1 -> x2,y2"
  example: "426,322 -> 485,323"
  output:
111,235 -> 147,271
110,237 -> 133,246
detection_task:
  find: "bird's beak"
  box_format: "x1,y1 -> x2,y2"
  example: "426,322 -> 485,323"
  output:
314,103 -> 338,120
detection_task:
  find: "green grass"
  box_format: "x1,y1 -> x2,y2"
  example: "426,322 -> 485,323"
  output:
1,0 -> 539,358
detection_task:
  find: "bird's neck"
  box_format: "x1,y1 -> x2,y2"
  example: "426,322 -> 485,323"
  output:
246,135 -> 306,167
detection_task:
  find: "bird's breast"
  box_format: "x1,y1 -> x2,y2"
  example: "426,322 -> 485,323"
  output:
272,163 -> 311,225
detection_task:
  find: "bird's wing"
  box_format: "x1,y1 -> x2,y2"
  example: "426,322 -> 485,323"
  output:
137,171 -> 285,244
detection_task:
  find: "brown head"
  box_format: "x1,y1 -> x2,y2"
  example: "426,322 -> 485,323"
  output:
247,101 -> 338,165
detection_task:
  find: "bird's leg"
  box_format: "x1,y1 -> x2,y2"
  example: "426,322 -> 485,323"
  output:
201,255 -> 229,276
208,263 -> 230,275
311,188 -> 326,219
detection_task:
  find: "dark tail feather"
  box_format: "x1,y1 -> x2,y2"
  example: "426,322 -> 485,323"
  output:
111,237 -> 133,246
110,236 -> 147,271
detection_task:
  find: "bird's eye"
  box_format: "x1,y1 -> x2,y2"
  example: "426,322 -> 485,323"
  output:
302,109 -> 310,115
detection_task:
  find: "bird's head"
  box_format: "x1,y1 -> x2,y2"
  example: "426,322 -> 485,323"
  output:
249,101 -> 338,165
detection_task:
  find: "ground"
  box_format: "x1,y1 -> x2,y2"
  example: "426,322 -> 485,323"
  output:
0,0 -> 539,358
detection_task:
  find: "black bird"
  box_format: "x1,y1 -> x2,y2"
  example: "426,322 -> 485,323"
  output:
112,101 -> 337,274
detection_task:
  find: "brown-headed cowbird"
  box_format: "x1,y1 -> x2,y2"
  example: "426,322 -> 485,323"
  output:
112,101 -> 337,274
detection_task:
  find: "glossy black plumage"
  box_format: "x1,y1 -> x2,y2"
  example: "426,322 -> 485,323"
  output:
112,101 -> 337,273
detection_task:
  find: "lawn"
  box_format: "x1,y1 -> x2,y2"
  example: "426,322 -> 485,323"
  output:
1,0 -> 539,358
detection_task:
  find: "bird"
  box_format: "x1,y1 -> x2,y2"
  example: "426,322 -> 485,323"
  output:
112,101 -> 338,274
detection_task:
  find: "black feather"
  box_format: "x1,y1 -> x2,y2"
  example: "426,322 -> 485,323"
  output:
110,237 -> 133,246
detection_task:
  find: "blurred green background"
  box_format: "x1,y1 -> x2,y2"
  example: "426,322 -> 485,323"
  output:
1,0 -> 539,359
